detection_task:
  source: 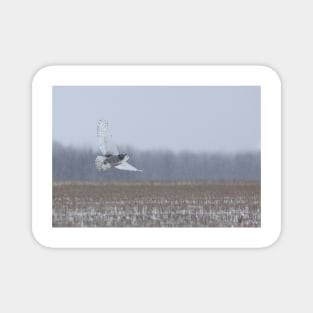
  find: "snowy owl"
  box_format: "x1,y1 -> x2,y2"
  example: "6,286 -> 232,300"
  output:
95,120 -> 142,172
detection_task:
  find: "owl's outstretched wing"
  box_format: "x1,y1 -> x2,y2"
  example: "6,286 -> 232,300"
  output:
115,162 -> 143,172
96,120 -> 119,155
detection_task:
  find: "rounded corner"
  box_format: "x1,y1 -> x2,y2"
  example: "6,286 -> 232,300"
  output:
32,65 -> 56,86
31,227 -> 54,249
257,65 -> 282,87
259,227 -> 282,249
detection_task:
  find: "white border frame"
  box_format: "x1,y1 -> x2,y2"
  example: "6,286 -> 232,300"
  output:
32,65 -> 281,248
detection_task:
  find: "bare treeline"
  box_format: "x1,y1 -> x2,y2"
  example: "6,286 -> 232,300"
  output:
53,141 -> 260,181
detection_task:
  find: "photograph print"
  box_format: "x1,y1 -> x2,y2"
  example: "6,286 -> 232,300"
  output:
53,86 -> 260,227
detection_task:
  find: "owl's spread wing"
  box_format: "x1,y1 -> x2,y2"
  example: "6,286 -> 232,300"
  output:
96,120 -> 119,155
115,162 -> 142,172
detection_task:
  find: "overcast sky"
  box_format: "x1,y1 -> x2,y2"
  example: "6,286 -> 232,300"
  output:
53,86 -> 260,153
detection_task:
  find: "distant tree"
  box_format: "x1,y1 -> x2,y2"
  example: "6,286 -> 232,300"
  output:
53,141 -> 260,181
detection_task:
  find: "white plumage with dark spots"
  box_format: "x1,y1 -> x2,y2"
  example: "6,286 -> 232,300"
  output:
95,120 -> 142,172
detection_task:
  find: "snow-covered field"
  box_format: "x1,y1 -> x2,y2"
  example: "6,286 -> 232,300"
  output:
53,181 -> 261,227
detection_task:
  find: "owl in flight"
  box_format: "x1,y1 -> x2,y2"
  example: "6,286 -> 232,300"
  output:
95,120 -> 142,172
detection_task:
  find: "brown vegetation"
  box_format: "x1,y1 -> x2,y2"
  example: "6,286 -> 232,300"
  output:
53,180 -> 260,227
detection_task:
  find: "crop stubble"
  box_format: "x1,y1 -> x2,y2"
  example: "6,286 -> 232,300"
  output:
53,181 -> 260,227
